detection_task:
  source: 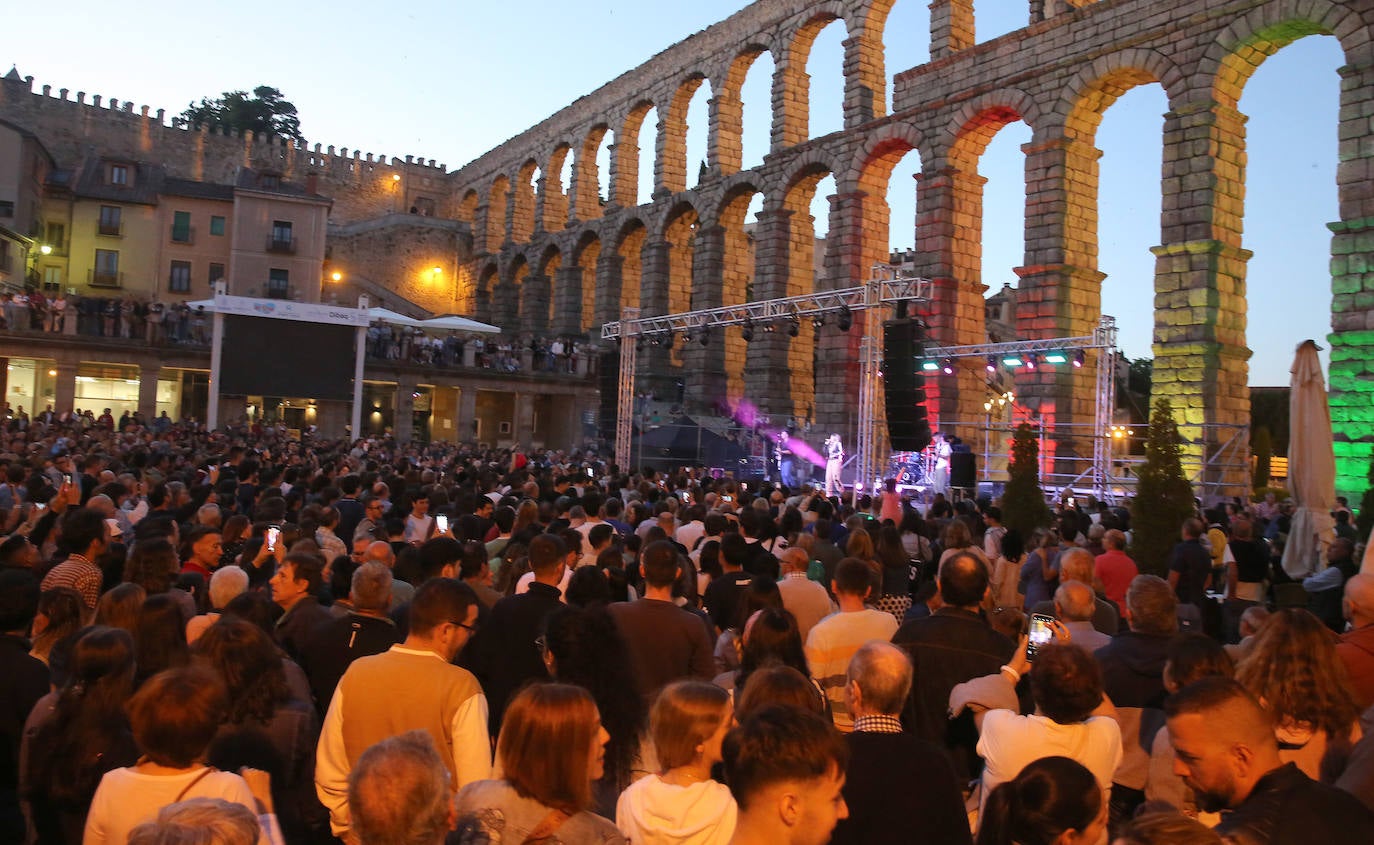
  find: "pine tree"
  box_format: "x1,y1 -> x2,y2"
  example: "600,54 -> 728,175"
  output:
1130,397 -> 1196,575
1251,425 -> 1272,491
1002,422 -> 1053,539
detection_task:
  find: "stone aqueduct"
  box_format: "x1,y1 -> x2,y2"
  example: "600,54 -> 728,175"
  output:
445,0 -> 1374,498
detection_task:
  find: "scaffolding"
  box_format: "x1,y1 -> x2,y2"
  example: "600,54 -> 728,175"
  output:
602,266 -> 931,474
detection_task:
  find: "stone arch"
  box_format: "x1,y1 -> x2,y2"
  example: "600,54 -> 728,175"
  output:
493,253 -> 526,331
1199,0 -> 1372,109
476,261 -> 500,323
544,143 -> 573,231
486,175 -> 510,250
715,181 -> 766,402
774,5 -> 855,148
841,121 -> 925,187
663,73 -> 711,193
512,160 -> 539,242
457,189 -> 479,227
943,89 -> 1044,166
716,44 -> 775,175
1056,49 -> 1186,142
570,230 -> 602,333
574,124 -> 611,221
611,217 -> 649,323
613,101 -> 658,207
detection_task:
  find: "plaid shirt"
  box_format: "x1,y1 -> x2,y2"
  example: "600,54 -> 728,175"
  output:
40,554 -> 102,611
851,714 -> 905,734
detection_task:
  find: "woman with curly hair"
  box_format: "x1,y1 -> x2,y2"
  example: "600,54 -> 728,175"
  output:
540,605 -> 648,818
1234,607 -> 1362,781
23,626 -> 140,844
194,617 -> 323,840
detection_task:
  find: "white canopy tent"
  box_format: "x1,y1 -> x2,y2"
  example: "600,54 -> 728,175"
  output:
413,314 -> 501,334
190,300 -> 500,334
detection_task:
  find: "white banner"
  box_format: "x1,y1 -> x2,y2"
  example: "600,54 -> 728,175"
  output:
211,294 -> 372,328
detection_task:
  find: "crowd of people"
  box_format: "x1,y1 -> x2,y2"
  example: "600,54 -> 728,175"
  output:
0,287 -> 591,376
363,325 -> 587,374
0,290 -> 212,346
0,412 -> 1371,845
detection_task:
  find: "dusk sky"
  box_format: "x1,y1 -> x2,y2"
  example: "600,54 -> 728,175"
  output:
4,0 -> 1343,386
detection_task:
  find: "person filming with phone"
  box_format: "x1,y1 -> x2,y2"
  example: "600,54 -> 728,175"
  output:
948,616 -> 1122,825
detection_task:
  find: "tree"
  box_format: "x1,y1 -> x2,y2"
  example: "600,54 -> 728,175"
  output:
180,86 -> 304,143
1251,425 -> 1273,491
1001,422 -> 1053,540
1130,397 -> 1196,576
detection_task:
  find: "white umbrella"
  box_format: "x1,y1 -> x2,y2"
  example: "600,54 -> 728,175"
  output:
1281,339 -> 1337,578
417,314 -> 501,334
365,307 -> 424,328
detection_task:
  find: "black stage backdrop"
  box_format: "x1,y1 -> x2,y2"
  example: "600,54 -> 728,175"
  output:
220,315 -> 354,400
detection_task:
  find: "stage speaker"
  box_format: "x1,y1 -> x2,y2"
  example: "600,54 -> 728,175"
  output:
950,451 -> 977,489
597,350 -> 619,443
883,319 -> 932,452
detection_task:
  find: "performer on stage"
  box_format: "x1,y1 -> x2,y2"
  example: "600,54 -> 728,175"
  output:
932,431 -> 952,496
775,430 -> 793,487
824,433 -> 844,497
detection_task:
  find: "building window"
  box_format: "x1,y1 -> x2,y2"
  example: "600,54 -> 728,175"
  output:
93,249 -> 120,286
209,215 -> 226,236
262,174 -> 281,189
267,220 -> 293,253
171,211 -> 192,243
98,206 -> 122,237
209,263 -> 225,286
169,260 -> 192,293
0,240 -> 9,274
109,164 -> 128,186
45,222 -> 64,250
42,266 -> 61,293
267,268 -> 289,299
0,201 -> 13,218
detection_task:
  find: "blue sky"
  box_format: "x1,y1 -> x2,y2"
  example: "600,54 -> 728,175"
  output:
4,0 -> 1342,386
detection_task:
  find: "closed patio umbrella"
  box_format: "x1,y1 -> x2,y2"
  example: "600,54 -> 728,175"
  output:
1281,339 -> 1336,578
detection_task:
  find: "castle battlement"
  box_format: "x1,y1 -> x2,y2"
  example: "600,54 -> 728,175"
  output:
0,69 -> 449,217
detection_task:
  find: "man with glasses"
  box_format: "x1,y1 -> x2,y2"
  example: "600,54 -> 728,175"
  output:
353,495 -> 388,544
316,578 -> 491,841
460,533 -> 567,738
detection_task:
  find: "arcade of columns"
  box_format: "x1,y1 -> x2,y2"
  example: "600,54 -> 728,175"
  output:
447,0 -> 1374,498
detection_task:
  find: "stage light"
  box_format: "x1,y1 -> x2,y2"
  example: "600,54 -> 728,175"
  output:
1072,350 -> 1085,368
837,306 -> 852,332
764,322 -> 776,334
1043,351 -> 1068,365
787,316 -> 799,338
1025,353 -> 1039,371
921,360 -> 941,372
812,314 -> 825,330
699,326 -> 710,347
941,357 -> 954,375
984,401 -> 993,411
986,355 -> 997,373
682,329 -> 693,344
1002,356 -> 1023,367
741,320 -> 754,342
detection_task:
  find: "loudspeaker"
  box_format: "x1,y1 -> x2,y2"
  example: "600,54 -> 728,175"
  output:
883,319 -> 932,452
950,451 -> 977,489
597,350 -> 619,442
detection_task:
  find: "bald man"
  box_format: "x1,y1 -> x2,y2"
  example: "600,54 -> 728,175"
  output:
831,642 -> 970,845
359,538 -> 413,611
1339,573 -> 1374,709
1166,677 -> 1374,842
1030,546 -> 1119,635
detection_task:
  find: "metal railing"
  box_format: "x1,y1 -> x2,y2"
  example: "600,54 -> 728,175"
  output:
88,269 -> 123,288
266,235 -> 295,254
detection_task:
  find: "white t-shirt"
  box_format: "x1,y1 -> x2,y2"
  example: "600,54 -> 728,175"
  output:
84,766 -> 267,845
977,710 -> 1123,818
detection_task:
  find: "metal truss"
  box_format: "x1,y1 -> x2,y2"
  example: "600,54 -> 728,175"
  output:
608,265 -> 930,472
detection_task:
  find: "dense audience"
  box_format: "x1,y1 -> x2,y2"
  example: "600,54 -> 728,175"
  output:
0,412 -> 1371,844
